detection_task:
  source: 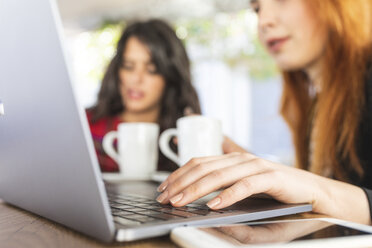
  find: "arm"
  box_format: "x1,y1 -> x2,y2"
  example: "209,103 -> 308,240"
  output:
156,153 -> 371,225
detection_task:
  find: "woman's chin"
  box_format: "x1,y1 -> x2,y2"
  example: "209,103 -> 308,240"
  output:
275,56 -> 311,72
125,104 -> 156,114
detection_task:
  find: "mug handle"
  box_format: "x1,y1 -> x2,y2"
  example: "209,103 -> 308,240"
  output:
159,128 -> 179,165
102,131 -> 120,165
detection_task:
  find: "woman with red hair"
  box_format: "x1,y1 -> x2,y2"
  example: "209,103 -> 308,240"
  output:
156,0 -> 372,224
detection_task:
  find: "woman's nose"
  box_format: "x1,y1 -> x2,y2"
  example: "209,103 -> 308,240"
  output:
257,4 -> 277,34
130,69 -> 145,85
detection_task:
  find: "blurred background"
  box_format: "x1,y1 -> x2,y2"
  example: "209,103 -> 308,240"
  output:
57,0 -> 294,164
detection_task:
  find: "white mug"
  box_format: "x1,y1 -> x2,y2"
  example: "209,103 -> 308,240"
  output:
159,116 -> 223,166
102,123 -> 159,180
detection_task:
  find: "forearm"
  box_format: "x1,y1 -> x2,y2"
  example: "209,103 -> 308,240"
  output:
314,177 -> 371,225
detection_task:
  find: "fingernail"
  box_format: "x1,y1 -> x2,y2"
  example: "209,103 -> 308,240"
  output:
170,193 -> 183,204
157,181 -> 168,192
207,197 -> 221,209
156,191 -> 168,203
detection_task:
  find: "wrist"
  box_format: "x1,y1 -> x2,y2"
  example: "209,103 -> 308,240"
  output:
312,176 -> 371,224
310,174 -> 333,216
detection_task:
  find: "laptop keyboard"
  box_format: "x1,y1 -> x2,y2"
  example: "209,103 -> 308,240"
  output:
107,193 -> 229,227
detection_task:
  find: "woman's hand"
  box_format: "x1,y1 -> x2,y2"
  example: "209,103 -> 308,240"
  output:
156,153 -> 320,209
156,152 -> 371,224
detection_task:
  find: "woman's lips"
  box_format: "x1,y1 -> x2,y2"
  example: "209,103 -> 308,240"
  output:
266,37 -> 289,53
127,89 -> 144,100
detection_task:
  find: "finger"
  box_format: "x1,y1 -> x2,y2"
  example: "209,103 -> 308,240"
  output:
162,154 -> 257,204
168,158 -> 266,207
169,152 -> 256,186
207,173 -> 273,209
157,156 -> 221,192
157,152 -> 242,193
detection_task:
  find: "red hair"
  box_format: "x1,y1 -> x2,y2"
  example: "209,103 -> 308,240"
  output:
281,0 -> 372,181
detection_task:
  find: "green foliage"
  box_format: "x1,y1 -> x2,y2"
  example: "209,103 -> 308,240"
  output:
79,9 -> 278,84
174,10 -> 278,80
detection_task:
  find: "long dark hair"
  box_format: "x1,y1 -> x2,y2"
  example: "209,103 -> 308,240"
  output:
89,19 -> 201,171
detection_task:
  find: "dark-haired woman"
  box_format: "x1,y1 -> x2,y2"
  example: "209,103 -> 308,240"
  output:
87,19 -> 201,173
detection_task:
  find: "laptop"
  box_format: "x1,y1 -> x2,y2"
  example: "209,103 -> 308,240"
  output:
0,0 -> 312,243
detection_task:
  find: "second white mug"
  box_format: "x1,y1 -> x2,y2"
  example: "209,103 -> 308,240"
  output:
159,116 -> 223,166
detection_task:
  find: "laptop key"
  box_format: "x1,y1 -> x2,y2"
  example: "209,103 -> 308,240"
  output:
131,198 -> 151,203
111,205 -> 138,211
125,208 -> 152,213
156,204 -> 173,209
149,212 -> 186,220
130,203 -> 151,208
112,199 -> 130,204
143,201 -> 159,204
147,205 -> 164,209
112,211 -> 136,217
133,210 -> 161,215
118,205 -> 139,210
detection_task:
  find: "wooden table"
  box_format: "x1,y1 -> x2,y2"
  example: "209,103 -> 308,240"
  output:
0,200 -> 177,248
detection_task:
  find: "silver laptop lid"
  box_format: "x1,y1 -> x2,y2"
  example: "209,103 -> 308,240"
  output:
0,0 -> 115,242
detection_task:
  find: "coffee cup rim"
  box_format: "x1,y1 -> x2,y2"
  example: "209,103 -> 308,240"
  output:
117,122 -> 159,128
177,115 -> 220,123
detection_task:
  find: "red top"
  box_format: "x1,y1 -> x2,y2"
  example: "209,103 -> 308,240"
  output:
86,111 -> 121,172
